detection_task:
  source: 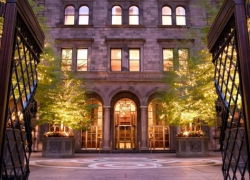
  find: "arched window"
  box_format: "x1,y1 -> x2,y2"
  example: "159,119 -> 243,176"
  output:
162,6 -> 172,25
176,6 -> 186,25
64,6 -> 75,25
112,6 -> 122,25
79,6 -> 89,25
129,6 -> 139,25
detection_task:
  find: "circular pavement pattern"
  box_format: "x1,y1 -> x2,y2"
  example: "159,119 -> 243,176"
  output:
30,157 -> 222,169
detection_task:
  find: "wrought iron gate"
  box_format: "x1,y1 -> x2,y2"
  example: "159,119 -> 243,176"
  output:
208,0 -> 250,179
0,0 -> 44,179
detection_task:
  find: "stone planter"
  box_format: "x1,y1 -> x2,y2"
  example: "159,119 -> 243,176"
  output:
176,137 -> 209,157
42,137 -> 75,157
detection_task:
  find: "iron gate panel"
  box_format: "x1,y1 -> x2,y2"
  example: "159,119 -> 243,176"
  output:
208,0 -> 250,179
0,0 -> 44,179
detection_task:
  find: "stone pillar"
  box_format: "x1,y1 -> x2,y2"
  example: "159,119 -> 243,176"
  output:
140,106 -> 148,150
103,106 -> 111,150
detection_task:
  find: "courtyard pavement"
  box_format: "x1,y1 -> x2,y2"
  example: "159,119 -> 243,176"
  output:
29,151 -> 224,180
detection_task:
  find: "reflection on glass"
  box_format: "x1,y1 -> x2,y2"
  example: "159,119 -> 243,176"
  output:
82,98 -> 103,149
163,49 -> 173,71
176,7 -> 186,25
162,6 -> 172,25
129,6 -> 139,25
129,49 -> 140,71
148,99 -> 170,149
62,49 -> 72,71
79,6 -> 89,25
64,6 -> 75,25
178,49 -> 188,71
111,49 -> 122,71
77,49 -> 88,71
112,6 -> 122,25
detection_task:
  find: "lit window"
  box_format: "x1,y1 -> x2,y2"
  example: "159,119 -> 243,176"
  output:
163,49 -> 174,71
112,6 -> 122,25
77,49 -> 88,71
162,6 -> 172,25
129,6 -> 139,25
176,7 -> 186,25
64,6 -> 75,25
178,49 -> 188,71
129,49 -> 140,71
61,49 -> 72,71
79,6 -> 89,25
111,49 -> 122,71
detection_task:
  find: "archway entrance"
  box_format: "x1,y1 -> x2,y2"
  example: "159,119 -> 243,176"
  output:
114,98 -> 137,150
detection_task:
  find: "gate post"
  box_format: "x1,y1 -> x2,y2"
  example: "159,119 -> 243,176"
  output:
0,1 -> 18,176
0,0 -> 44,178
208,0 -> 250,178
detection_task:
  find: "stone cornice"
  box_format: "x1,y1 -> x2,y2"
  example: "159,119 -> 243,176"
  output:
76,72 -> 163,82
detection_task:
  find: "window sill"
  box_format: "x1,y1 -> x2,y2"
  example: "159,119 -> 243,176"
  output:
105,25 -> 145,28
57,24 -> 94,28
157,25 -> 189,28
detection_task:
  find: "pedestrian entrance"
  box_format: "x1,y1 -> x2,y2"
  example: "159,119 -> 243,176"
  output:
114,98 -> 136,150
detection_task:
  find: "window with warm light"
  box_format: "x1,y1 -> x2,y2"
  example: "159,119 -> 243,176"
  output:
79,6 -> 89,25
163,49 -> 174,71
176,6 -> 186,25
112,6 -> 122,25
162,6 -> 172,25
178,49 -> 188,71
129,6 -> 139,25
111,49 -> 122,71
64,6 -> 75,25
61,49 -> 72,71
77,49 -> 88,71
129,49 -> 140,71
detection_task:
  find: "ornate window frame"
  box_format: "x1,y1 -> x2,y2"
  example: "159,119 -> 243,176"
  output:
105,38 -> 145,71
59,0 -> 93,27
107,0 -> 144,28
56,38 -> 94,72
157,0 -> 190,27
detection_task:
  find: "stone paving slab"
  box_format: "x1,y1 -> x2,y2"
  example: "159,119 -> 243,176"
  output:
29,152 -> 224,180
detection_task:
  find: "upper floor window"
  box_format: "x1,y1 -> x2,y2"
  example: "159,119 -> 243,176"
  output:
129,49 -> 140,71
163,49 -> 174,71
176,7 -> 186,25
162,6 -> 172,25
77,49 -> 88,71
79,6 -> 89,25
178,49 -> 188,71
64,6 -> 75,25
162,48 -> 189,71
62,49 -> 72,71
112,6 -> 122,25
129,6 -> 139,25
111,49 -> 122,71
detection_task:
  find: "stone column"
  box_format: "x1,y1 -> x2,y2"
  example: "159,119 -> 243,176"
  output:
140,106 -> 148,150
103,106 -> 111,150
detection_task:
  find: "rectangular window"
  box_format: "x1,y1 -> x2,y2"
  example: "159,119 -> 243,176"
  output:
61,49 -> 72,71
178,49 -> 188,71
163,49 -> 174,71
129,49 -> 140,71
77,49 -> 88,71
111,49 -> 122,71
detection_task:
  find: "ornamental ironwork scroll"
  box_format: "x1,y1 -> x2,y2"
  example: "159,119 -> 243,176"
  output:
0,0 -> 44,179
208,0 -> 250,179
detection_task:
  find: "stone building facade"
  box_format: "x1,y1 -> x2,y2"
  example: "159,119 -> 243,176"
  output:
36,0 -> 217,152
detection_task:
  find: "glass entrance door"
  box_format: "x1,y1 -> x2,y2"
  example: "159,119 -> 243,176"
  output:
115,125 -> 134,149
114,98 -> 137,150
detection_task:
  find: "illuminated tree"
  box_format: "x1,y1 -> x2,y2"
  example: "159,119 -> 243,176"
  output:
159,0 -> 223,128
29,0 -> 93,131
